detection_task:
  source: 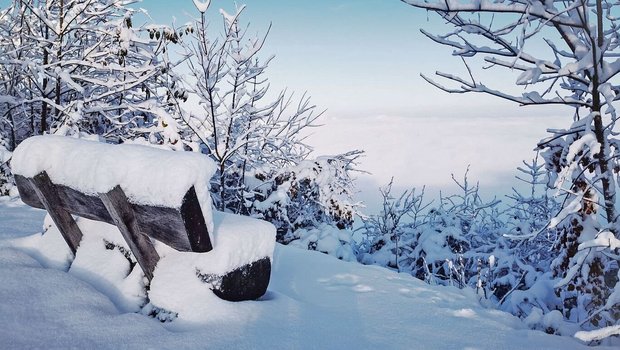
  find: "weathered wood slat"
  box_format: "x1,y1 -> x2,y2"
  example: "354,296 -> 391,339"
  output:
100,186 -> 160,281
132,204 -> 192,251
27,172 -> 83,255
181,186 -> 213,253
14,175 -> 43,210
15,174 -> 193,251
213,257 -> 271,302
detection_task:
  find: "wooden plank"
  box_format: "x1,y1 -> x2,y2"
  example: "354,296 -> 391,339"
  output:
14,175 -> 45,210
28,172 -> 83,255
58,185 -> 113,223
180,186 -> 213,253
14,175 -> 193,251
133,204 -> 192,251
211,257 -> 271,301
100,185 -> 160,281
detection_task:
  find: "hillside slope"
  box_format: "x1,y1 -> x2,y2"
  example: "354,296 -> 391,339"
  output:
0,199 -> 604,349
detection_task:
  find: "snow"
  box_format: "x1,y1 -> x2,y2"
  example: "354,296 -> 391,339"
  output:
7,206 -> 275,322
11,135 -> 217,233
575,325 -> 620,342
192,0 -> 211,13
566,131 -> 600,163
578,230 -> 620,251
8,210 -> 276,321
0,143 -> 10,163
0,200 -> 611,349
148,212 -> 276,322
289,223 -> 356,261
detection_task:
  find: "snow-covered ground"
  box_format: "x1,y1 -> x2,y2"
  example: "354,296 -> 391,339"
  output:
0,199 -> 606,349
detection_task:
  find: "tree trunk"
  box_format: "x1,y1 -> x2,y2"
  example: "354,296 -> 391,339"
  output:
592,0 -> 617,230
219,162 -> 226,211
53,0 -> 65,122
40,25 -> 49,134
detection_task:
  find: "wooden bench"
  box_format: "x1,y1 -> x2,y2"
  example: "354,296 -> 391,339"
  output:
12,137 -> 272,302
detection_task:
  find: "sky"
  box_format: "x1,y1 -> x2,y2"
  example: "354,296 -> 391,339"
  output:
146,0 -> 435,118
145,0 -> 573,208
142,0 -> 568,116
1,0 -> 574,208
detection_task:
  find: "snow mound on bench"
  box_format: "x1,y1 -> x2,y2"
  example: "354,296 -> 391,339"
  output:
148,211 -> 276,321
11,135 -> 216,232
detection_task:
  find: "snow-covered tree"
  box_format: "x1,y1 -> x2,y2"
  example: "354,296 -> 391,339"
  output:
0,2 -> 32,151
358,178 -> 429,272
401,0 -> 620,334
166,3 -> 314,211
166,1 -> 362,244
505,154 -> 558,265
0,0 -> 182,144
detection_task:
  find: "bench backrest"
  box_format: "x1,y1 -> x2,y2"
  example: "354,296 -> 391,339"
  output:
15,173 -> 212,253
12,136 -> 217,281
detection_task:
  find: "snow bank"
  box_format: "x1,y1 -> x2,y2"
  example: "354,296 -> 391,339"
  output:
11,210 -> 276,321
575,325 -> 620,342
148,211 -> 275,321
0,201 -> 614,349
11,135 -> 216,232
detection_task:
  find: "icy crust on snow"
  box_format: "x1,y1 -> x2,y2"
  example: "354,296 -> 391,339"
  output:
11,135 -> 216,233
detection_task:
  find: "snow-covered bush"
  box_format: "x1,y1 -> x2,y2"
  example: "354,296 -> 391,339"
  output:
289,224 -> 356,261
357,178 -> 429,271
250,153 -> 361,243
411,170 -> 502,288
358,170 -> 503,290
504,155 -> 558,269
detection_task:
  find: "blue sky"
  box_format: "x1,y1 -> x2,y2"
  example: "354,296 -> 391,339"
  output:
141,0 -> 569,120
0,0 -> 572,203
144,0 -> 482,118
0,0 -> 567,120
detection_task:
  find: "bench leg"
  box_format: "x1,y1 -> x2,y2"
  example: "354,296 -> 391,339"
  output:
100,186 -> 160,281
29,172 -> 83,255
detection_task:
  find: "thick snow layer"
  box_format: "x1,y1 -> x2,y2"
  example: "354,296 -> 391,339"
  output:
290,223 -> 356,261
149,212 -> 276,321
0,200 -> 612,349
192,0 -> 210,13
11,135 -> 216,233
7,207 -> 275,322
575,325 -> 620,342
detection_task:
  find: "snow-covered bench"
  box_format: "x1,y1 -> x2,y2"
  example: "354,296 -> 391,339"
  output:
11,135 -> 274,302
